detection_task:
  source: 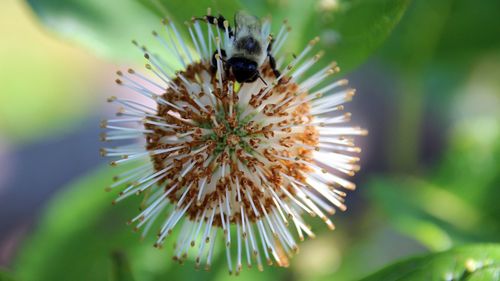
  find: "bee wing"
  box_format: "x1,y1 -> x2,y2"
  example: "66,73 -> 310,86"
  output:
234,10 -> 261,36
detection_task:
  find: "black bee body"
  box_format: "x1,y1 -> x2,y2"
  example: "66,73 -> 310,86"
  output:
235,36 -> 262,56
198,11 -> 280,84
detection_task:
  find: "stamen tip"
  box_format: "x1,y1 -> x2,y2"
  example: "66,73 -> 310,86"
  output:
99,120 -> 107,128
309,36 -> 320,45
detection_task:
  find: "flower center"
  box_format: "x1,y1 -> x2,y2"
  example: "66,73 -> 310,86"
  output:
144,61 -> 318,224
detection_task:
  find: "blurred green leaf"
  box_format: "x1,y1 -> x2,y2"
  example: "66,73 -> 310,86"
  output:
380,0 -> 454,70
378,0 -> 500,99
13,165 -> 147,281
25,0 -> 242,63
368,177 -> 500,251
369,49 -> 500,248
110,251 -> 136,281
136,0 -> 242,24
434,0 -> 500,65
0,1 -> 100,143
358,244 -> 500,281
434,109 -> 500,221
25,0 -> 160,62
305,0 -> 411,75
0,269 -> 17,281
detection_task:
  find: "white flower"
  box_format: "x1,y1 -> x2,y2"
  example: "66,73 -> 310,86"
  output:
101,10 -> 366,274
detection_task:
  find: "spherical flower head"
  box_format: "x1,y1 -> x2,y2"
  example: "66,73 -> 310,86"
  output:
101,10 -> 367,274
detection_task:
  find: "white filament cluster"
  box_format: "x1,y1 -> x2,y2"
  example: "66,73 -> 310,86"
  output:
102,11 -> 366,274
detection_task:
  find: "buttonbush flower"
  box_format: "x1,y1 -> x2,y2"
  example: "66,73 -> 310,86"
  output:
101,10 -> 366,274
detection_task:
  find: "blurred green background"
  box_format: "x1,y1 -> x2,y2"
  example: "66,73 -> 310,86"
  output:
1,0 -> 499,280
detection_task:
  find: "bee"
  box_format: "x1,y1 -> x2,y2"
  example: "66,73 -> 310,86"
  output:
196,11 -> 281,84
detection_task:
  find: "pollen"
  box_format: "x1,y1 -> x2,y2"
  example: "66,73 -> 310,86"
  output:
102,11 -> 366,274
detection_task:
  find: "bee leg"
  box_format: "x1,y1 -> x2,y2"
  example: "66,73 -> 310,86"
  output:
210,49 -> 229,75
195,15 -> 234,38
268,54 -> 281,79
266,37 -> 283,83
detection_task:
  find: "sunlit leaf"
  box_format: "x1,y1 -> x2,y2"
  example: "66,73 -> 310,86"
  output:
136,0 -> 242,24
358,244 -> 500,281
25,0 -> 160,62
434,102 -> 500,221
368,177 -> 500,251
0,1 -> 100,143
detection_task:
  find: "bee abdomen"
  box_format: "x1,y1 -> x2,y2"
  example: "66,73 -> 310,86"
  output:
235,36 -> 262,55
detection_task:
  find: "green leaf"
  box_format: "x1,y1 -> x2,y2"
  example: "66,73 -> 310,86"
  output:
367,177 -> 500,251
13,165 -> 159,281
435,0 -> 500,63
136,0 -> 242,25
384,0 -> 500,68
0,269 -> 17,281
434,106 -> 500,221
0,1 -> 99,143
379,0 -> 454,70
358,244 -> 500,281
25,0 -> 161,62
304,0 -> 411,75
109,251 -> 136,281
368,88 -> 500,249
